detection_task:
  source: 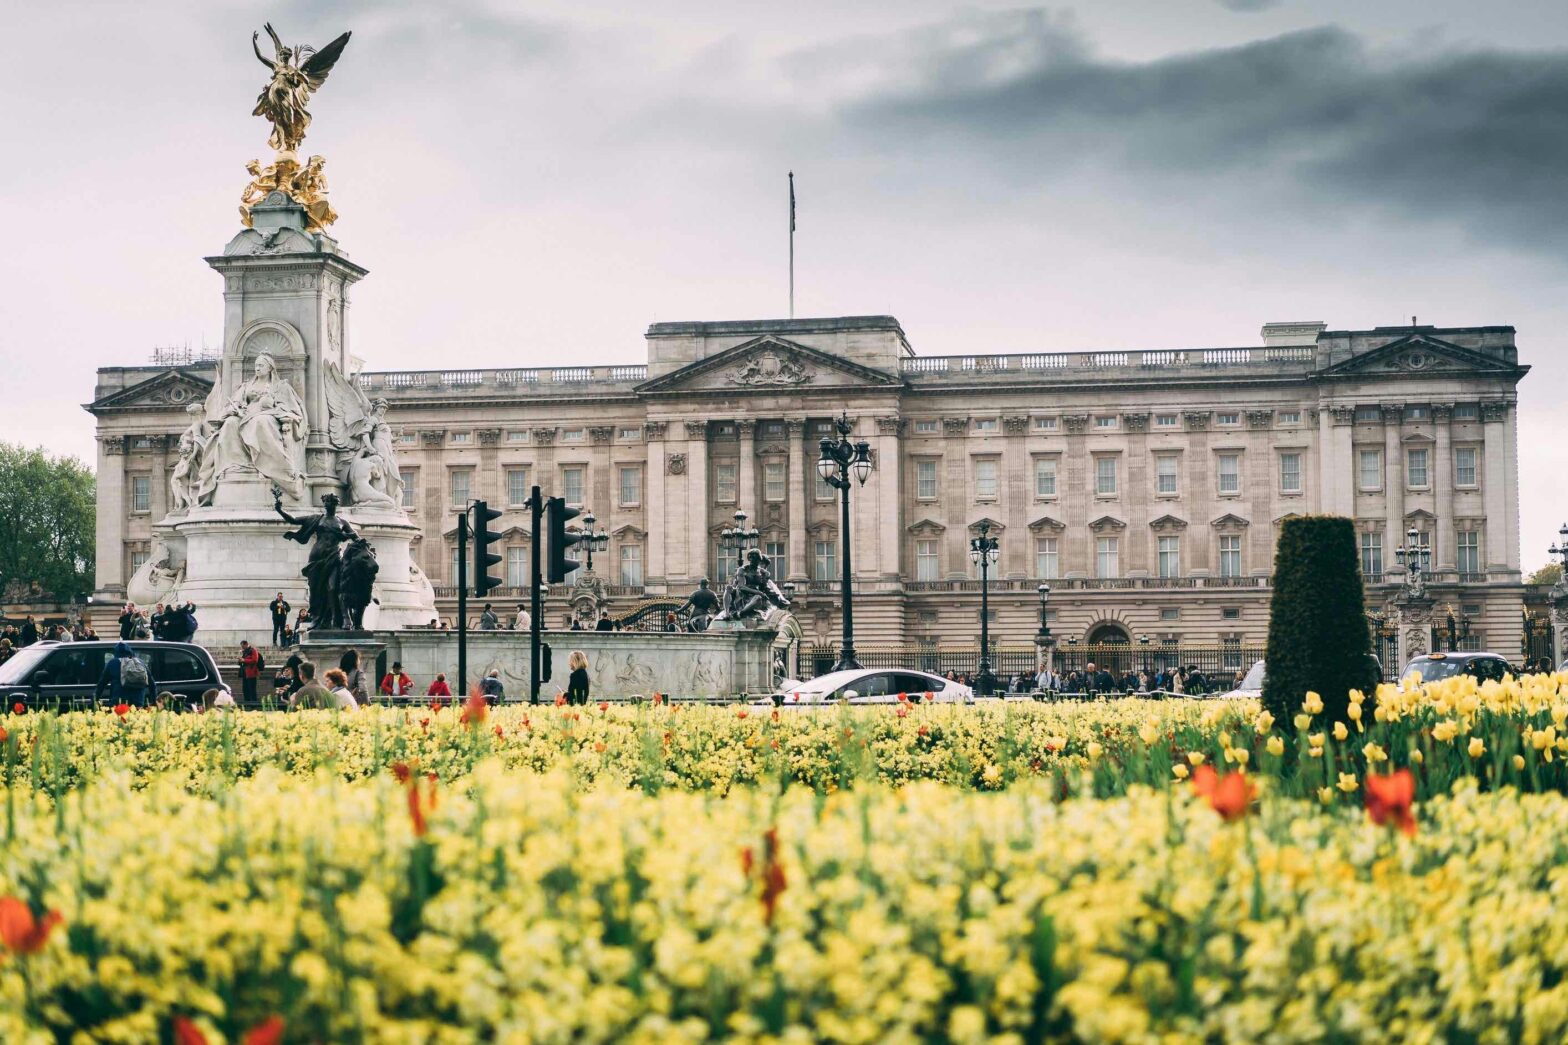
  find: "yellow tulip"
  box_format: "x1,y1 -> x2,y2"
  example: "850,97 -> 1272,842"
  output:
1309,746 -> 1324,758
1255,710 -> 1275,735
1172,763 -> 1189,780
1410,749 -> 1424,765
1433,720 -> 1459,743
1347,703 -> 1362,723
1468,737 -> 1486,759
1266,736 -> 1285,757
1309,733 -> 1325,748
1362,742 -> 1387,764
1337,772 -> 1359,793
1139,722 -> 1159,747
1333,722 -> 1349,742
1513,754 -> 1527,771
1303,691 -> 1324,715
1188,752 -> 1206,766
1086,741 -> 1103,760
1294,713 -> 1312,732
1317,786 -> 1334,803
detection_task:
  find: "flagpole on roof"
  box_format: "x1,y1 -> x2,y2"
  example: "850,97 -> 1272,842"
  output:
788,170 -> 795,319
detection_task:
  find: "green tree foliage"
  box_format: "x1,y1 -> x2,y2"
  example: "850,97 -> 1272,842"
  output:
0,442 -> 95,600
1527,562 -> 1563,587
1263,515 -> 1378,726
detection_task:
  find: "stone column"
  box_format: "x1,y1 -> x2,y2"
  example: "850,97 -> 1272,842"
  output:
877,416 -> 906,580
1182,412 -> 1212,572
477,428 -> 502,504
1244,410 -> 1274,576
645,422 -> 668,587
1432,404 -> 1454,570
1002,415 -> 1030,578
1123,413 -> 1151,575
1481,401 -> 1511,572
786,419 -> 808,581
531,426 -> 557,510
1382,404 -> 1406,557
942,417 -> 971,577
737,419 -> 757,514
150,434 -> 172,521
589,426 -> 614,517
1324,405 -> 1355,518
96,436 -> 128,595
685,421 -> 709,582
419,430 -> 446,578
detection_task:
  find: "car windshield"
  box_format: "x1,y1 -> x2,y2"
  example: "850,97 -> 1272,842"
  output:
1403,658 -> 1467,682
0,647 -> 52,686
778,670 -> 862,697
1238,661 -> 1265,691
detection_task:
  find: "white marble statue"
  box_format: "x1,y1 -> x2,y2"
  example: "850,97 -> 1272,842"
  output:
127,540 -> 185,606
170,402 -> 218,510
209,353 -> 307,498
323,361 -> 403,508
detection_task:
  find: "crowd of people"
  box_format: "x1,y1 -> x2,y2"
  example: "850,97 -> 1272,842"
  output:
978,662 -> 1225,696
0,615 -> 99,660
115,601 -> 201,643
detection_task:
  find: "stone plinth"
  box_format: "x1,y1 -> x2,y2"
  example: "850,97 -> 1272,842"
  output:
376,628 -> 780,701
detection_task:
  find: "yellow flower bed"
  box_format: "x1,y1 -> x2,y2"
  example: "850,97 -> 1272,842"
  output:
4,765 -> 1568,1042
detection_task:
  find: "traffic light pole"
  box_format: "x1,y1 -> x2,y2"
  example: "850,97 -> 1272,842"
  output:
529,485 -> 543,704
456,507 -> 469,698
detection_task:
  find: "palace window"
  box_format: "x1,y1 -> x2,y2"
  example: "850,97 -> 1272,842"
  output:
973,418 -> 998,433
618,427 -> 641,440
1278,410 -> 1301,424
916,539 -> 940,582
1035,458 -> 1057,498
1455,447 -> 1478,487
399,432 -> 417,445
1279,453 -> 1302,494
1034,416 -> 1057,431
400,469 -> 416,509
506,468 -> 530,507
973,458 -> 998,500
560,466 -> 584,505
1160,607 -> 1180,621
450,431 -> 471,445
618,465 -> 642,507
619,544 -> 643,586
560,428 -> 584,443
714,461 -> 737,504
1361,531 -> 1383,577
506,547 -> 527,588
763,459 -> 786,502
130,550 -> 149,571
1453,404 -> 1480,421
914,419 -> 938,434
1094,416 -> 1117,429
1155,455 -> 1178,495
1157,536 -> 1181,579
715,546 -> 736,584
1358,450 -> 1382,491
1155,414 -> 1178,428
1405,405 -> 1429,421
1095,536 -> 1119,579
813,541 -> 836,581
1406,448 -> 1430,489
1217,454 -> 1240,494
1355,405 -> 1382,423
130,476 -> 151,513
764,541 -> 786,580
1457,531 -> 1480,575
1217,412 -> 1239,426
448,468 -> 471,506
1035,537 -> 1059,579
915,459 -> 939,500
1218,535 -> 1242,577
506,430 -> 528,443
1095,457 -> 1118,496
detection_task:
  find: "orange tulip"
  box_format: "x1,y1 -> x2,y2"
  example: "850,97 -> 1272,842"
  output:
244,1016 -> 285,1045
1191,764 -> 1253,821
172,1017 -> 208,1045
1365,768 -> 1418,836
0,896 -> 61,955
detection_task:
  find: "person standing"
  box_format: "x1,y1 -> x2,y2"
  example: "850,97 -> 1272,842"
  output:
565,650 -> 590,706
594,614 -> 613,632
117,605 -> 138,641
96,641 -> 154,708
289,662 -> 335,710
339,649 -> 369,703
269,592 -> 291,647
380,661 -> 415,697
426,673 -> 452,698
480,668 -> 505,703
323,668 -> 360,711
513,605 -> 530,631
238,640 -> 263,704
479,603 -> 499,631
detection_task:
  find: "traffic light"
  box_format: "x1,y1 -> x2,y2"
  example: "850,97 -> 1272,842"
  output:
472,500 -> 504,597
546,496 -> 582,583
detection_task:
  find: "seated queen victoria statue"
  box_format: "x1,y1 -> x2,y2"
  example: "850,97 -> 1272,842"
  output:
209,352 -> 307,499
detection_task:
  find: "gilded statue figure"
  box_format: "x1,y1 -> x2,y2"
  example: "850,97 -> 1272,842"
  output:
251,23 -> 351,153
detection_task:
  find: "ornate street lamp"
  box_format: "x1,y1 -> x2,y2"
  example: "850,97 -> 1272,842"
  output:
1394,526 -> 1432,593
969,520 -> 1000,695
719,508 -> 760,561
816,414 -> 873,671
579,509 -> 609,573
1035,584 -> 1055,689
1138,633 -> 1151,673
1549,522 -> 1568,572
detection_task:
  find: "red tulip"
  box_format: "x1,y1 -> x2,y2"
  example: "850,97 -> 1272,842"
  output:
12,702 -> 23,715
391,761 -> 412,784
113,703 -> 130,719
1192,765 -> 1253,821
1365,769 -> 1418,836
172,1017 -> 209,1045
459,690 -> 487,726
0,896 -> 62,955
407,783 -> 428,837
737,709 -> 748,719
554,693 -> 567,706
244,1016 -> 285,1045
896,705 -> 909,718
598,701 -> 609,712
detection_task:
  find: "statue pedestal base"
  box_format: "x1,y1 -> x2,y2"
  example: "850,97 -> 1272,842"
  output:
148,503 -> 435,647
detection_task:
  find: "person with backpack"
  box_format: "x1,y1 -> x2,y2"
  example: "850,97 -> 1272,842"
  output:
181,603 -> 200,643
96,641 -> 155,707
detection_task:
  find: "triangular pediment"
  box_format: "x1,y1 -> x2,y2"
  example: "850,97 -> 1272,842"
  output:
611,524 -> 647,539
1404,508 -> 1436,526
1316,333 -> 1521,380
636,335 -> 900,395
1210,513 -> 1250,531
967,517 -> 1005,534
442,519 -> 530,540
1027,514 -> 1066,534
86,368 -> 215,413
1088,515 -> 1126,533
906,517 -> 946,536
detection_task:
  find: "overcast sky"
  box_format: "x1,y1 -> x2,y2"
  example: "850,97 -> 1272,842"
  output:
4,0 -> 1565,571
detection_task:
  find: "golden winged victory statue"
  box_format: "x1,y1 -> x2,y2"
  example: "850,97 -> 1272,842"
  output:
240,23 -> 351,233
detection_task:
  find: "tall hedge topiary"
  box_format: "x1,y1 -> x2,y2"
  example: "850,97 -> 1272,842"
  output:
1263,515 -> 1379,727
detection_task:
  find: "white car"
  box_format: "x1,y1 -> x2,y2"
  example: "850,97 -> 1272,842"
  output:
1217,660 -> 1265,700
768,668 -> 973,706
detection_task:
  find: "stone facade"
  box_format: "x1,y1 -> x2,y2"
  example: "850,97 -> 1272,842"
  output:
87,316 -> 1530,656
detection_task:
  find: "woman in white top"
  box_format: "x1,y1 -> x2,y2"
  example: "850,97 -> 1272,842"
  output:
323,667 -> 360,711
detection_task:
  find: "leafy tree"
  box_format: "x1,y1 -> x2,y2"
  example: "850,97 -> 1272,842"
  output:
1263,515 -> 1379,727
1527,562 -> 1563,587
0,443 -> 95,601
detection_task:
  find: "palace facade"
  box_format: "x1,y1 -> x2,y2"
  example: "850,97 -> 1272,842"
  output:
88,315 -> 1529,659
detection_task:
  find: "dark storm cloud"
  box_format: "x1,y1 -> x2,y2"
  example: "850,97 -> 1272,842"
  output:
844,18 -> 1568,249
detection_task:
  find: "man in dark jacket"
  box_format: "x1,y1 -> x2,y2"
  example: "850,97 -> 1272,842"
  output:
269,593 -> 291,647
96,641 -> 155,707
19,616 -> 39,646
117,605 -> 139,641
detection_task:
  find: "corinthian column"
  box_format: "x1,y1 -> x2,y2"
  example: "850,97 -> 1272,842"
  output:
786,419 -> 807,581
685,421 -> 709,582
737,419 -> 757,512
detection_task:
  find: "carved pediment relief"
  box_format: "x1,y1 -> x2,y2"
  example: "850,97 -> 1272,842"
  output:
967,517 -> 1005,535
1088,515 -> 1126,534
1403,508 -> 1436,526
636,334 -> 900,395
806,520 -> 837,537
906,517 -> 946,536
612,524 -> 647,539
1210,513 -> 1250,532
1316,333 -> 1521,379
1149,514 -> 1188,533
1027,515 -> 1066,534
87,369 -> 216,413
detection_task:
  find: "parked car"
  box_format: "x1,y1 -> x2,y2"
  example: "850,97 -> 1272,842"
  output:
1401,651 -> 1514,685
1217,660 -> 1266,700
0,640 -> 230,710
768,668 -> 973,706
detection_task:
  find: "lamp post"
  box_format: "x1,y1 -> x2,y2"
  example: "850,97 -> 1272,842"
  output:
1549,522 -> 1568,574
1035,584 -> 1054,688
1139,633 -> 1150,674
1394,526 -> 1431,594
969,520 -> 1000,695
719,507 -> 760,579
816,414 -> 873,671
578,509 -> 609,573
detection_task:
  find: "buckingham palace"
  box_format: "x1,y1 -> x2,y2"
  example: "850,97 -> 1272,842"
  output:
87,314 -> 1529,659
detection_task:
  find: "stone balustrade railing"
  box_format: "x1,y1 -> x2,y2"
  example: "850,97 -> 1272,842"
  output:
358,364 -> 648,393
900,345 -> 1314,376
